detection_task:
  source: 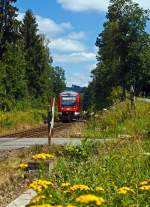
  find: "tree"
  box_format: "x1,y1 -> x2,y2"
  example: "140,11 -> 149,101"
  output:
0,0 -> 20,59
91,0 -> 150,108
21,10 -> 53,101
52,66 -> 66,96
0,41 -> 28,110
2,41 -> 28,99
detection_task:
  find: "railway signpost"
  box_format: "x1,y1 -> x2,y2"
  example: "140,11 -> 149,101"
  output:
48,97 -> 55,145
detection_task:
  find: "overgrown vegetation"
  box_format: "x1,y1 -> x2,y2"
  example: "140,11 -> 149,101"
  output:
82,100 -> 150,139
21,137 -> 150,207
0,109 -> 47,136
13,99 -> 149,207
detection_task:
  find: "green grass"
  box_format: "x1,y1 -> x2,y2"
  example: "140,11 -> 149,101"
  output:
82,100 -> 150,139
16,100 -> 150,207
0,109 -> 47,135
25,138 -> 150,207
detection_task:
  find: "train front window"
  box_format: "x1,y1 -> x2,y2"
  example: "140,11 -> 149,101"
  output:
61,96 -> 76,107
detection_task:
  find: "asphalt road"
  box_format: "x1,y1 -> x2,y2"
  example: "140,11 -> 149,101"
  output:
0,137 -> 82,150
0,137 -> 116,150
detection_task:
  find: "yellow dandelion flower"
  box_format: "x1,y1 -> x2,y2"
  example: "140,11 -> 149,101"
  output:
76,194 -> 105,206
66,205 -> 76,207
117,187 -> 134,195
139,185 -> 150,191
29,180 -> 53,192
64,184 -> 90,193
55,206 -> 64,207
30,204 -> 52,207
71,184 -> 90,191
95,187 -> 105,192
17,163 -> 28,169
61,182 -> 71,187
139,179 -> 150,186
31,195 -> 46,203
32,153 -> 54,161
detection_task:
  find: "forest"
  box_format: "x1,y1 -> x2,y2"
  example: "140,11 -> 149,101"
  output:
0,0 -> 66,111
84,0 -> 150,110
0,0 -> 150,112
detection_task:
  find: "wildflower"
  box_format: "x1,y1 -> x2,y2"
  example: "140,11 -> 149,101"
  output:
61,182 -> 71,188
32,153 -> 54,161
95,187 -> 105,192
139,185 -> 150,191
29,180 -> 53,192
17,163 -> 28,169
117,187 -> 134,195
139,179 -> 150,186
76,194 -> 105,206
64,184 -> 90,193
53,206 -> 63,207
31,195 -> 47,204
66,205 -> 76,207
30,205 -> 52,207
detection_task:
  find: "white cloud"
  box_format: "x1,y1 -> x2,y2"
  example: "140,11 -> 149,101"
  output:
57,0 -> 108,12
50,38 -> 86,52
36,15 -> 72,36
67,72 -> 91,87
18,13 -> 72,37
57,0 -> 150,12
67,32 -> 86,40
88,63 -> 97,72
17,13 -> 25,21
60,22 -> 73,30
54,52 -> 96,63
137,0 -> 150,9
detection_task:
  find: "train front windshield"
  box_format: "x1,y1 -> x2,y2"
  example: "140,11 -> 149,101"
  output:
61,96 -> 76,107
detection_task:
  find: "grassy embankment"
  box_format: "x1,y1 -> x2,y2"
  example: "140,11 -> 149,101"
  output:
18,100 -> 150,207
82,100 -> 150,141
0,109 -> 47,136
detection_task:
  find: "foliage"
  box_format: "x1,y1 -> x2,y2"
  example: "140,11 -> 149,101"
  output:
25,138 -> 150,207
0,2 -> 66,111
88,0 -> 150,109
21,10 -> 54,100
63,139 -> 98,160
51,66 -> 66,96
82,100 -> 150,139
0,0 -> 20,58
0,109 -> 47,135
14,102 -> 149,207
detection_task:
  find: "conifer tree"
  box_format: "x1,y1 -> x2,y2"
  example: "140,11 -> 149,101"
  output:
90,0 -> 150,108
2,41 -> 27,99
21,10 -> 53,101
0,0 -> 20,58
0,41 -> 28,110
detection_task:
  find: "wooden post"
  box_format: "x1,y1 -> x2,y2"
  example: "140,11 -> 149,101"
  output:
48,97 -> 55,145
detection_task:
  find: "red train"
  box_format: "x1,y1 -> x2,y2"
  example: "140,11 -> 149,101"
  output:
58,91 -> 80,122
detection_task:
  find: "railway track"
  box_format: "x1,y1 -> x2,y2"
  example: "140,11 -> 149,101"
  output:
0,122 -> 73,138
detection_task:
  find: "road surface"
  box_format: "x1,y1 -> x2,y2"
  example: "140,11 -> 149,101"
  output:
0,137 -> 82,150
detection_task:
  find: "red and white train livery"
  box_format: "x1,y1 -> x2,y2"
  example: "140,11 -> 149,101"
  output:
58,91 -> 80,121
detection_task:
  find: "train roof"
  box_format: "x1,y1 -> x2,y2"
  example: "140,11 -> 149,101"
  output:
60,91 -> 79,96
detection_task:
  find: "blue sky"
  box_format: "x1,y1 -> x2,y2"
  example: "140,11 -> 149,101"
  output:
16,0 -> 150,87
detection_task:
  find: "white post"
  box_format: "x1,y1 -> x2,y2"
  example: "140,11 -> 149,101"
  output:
48,97 -> 55,145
